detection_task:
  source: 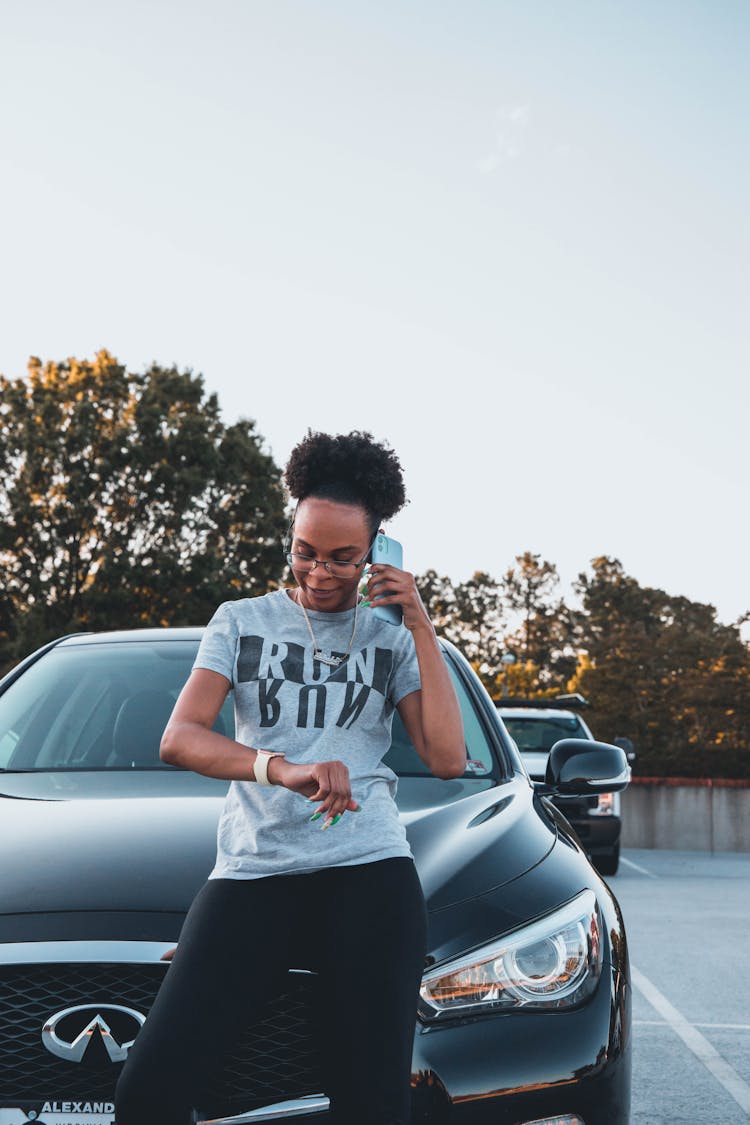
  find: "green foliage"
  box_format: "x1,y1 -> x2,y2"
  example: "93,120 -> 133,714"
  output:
416,569 -> 505,688
0,351 -> 287,672
417,554 -> 749,778
417,555 -> 576,695
501,552 -> 577,686
570,557 -> 750,778
489,659 -> 561,701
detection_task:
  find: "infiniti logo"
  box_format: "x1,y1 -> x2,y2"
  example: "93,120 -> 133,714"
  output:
42,1003 -> 146,1063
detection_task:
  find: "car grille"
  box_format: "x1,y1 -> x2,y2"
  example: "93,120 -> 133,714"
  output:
0,963 -> 323,1114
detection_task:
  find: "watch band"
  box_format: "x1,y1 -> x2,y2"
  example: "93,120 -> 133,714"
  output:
254,749 -> 285,786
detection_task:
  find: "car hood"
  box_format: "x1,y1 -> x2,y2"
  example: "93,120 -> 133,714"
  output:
0,772 -> 555,917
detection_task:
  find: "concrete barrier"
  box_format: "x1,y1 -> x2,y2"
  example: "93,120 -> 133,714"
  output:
621,778 -> 750,853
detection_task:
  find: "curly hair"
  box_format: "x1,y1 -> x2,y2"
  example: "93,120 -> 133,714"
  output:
284,430 -> 407,530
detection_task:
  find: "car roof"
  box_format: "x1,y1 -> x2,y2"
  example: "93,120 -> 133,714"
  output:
56,628 -> 206,646
497,707 -> 581,720
55,628 -> 456,650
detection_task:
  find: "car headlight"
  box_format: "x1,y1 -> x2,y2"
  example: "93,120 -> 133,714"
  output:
591,792 -> 615,816
419,889 -> 602,1021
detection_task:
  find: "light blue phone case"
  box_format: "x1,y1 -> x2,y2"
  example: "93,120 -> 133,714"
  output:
369,534 -> 403,625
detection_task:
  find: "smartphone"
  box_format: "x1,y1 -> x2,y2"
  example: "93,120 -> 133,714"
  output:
368,533 -> 403,625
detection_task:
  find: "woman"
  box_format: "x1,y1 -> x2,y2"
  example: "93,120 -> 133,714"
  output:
115,430 -> 465,1125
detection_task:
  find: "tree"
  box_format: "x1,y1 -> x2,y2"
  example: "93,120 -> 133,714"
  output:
491,658 -> 560,701
452,570 -> 507,681
415,569 -> 506,688
414,569 -> 457,636
501,552 -> 577,686
0,351 -> 287,671
571,557 -> 750,777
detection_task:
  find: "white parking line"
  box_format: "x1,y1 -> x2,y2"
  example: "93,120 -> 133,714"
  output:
620,855 -> 658,877
632,965 -> 750,1116
635,1020 -> 750,1031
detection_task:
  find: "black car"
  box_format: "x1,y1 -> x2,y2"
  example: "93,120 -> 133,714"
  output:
496,697 -> 629,876
0,630 -> 632,1125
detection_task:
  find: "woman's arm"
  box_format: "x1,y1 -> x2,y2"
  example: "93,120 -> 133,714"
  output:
368,565 -> 466,780
160,668 -> 361,820
160,669 -> 260,780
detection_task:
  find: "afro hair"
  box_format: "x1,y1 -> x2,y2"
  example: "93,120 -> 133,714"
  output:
284,430 -> 407,524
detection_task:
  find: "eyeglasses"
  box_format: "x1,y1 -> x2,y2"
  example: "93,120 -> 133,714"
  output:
286,531 -> 377,579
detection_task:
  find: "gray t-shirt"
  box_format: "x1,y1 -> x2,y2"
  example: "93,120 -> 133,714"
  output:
193,588 -> 422,879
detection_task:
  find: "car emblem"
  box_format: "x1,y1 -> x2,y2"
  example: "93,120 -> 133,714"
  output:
42,1003 -> 146,1063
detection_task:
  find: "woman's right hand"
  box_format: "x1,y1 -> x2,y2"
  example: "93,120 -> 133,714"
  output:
268,758 -> 360,824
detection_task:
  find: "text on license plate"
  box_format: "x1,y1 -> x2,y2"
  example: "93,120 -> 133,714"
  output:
0,1107 -> 114,1125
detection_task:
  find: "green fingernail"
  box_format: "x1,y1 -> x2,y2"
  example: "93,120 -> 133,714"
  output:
360,600 -> 371,608
309,812 -> 322,821
352,806 -> 362,812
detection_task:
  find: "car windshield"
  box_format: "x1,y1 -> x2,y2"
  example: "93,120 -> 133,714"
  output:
501,714 -> 588,753
0,639 -> 497,778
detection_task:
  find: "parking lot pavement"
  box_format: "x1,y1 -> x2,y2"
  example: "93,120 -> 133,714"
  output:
611,849 -> 750,1124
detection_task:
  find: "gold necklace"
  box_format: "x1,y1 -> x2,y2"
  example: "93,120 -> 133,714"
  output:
294,588 -> 359,667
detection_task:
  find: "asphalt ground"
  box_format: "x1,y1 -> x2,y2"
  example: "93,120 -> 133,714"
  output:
609,849 -> 750,1125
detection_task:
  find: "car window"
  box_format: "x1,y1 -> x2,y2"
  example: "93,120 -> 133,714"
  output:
0,640 -> 495,777
501,714 -> 589,754
0,642 -> 233,771
383,662 -> 494,777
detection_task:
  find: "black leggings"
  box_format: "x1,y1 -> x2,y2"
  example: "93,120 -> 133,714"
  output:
115,858 -> 427,1125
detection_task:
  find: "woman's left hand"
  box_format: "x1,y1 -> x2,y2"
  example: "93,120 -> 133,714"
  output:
365,565 -> 433,633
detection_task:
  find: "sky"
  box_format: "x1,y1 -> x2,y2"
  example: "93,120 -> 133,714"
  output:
1,0 -> 748,636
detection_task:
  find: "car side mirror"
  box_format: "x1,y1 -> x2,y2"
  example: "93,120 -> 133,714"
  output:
613,736 -> 637,763
542,738 -> 631,796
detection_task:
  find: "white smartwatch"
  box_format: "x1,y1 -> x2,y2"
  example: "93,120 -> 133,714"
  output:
254,749 -> 285,787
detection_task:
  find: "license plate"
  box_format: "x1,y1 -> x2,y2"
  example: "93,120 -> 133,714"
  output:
0,1104 -> 115,1125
